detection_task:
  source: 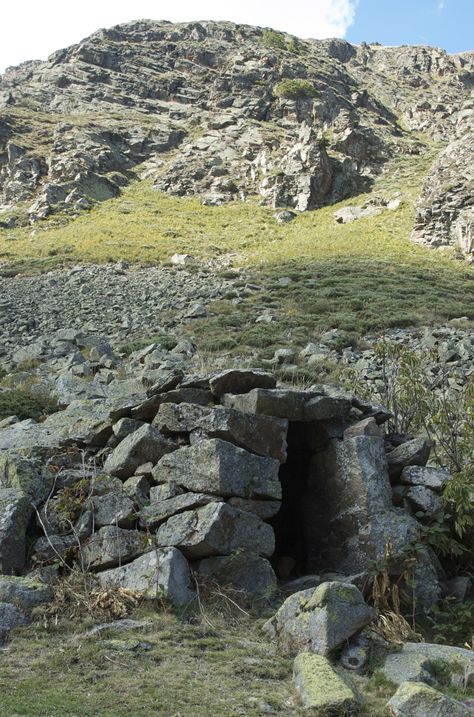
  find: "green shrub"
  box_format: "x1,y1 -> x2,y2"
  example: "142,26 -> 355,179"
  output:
0,387 -> 59,421
261,29 -> 287,50
273,79 -> 318,100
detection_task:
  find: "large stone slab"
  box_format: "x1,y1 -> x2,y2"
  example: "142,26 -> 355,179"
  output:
222,389 -> 318,420
97,548 -> 194,607
209,369 -> 276,397
154,402 -> 288,462
293,653 -> 360,713
82,526 -> 148,571
382,642 -> 474,688
157,502 -> 275,559
0,489 -> 32,575
387,681 -> 472,717
130,388 -> 213,422
263,582 -> 374,656
227,497 -> 281,520
197,553 -> 277,597
103,424 -> 176,479
152,439 -> 281,499
139,493 -> 220,530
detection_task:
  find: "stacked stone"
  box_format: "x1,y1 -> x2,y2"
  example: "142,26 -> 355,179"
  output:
0,367 -> 458,642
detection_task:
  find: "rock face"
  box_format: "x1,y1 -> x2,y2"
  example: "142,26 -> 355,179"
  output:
0,20 -> 473,258
411,100 -> 474,259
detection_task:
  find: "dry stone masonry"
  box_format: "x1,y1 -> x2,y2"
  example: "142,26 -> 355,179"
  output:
0,366 -> 455,638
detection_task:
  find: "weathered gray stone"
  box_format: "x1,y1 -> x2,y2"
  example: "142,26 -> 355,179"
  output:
400,465 -> 451,491
82,526 -> 148,570
103,424 -> 176,479
0,450 -> 53,506
153,402 -> 288,462
382,642 -> 474,688
293,652 -> 360,713
152,439 -> 281,499
0,602 -> 28,634
31,534 -> 78,563
209,369 -> 276,397
85,492 -> 136,528
404,485 -> 443,515
0,576 -> 52,612
97,547 -> 194,607
149,483 -> 183,502
130,388 -> 213,421
0,489 -> 32,574
263,582 -> 375,656
139,493 -> 220,530
197,553 -> 277,597
303,396 -> 351,421
112,417 -> 145,441
344,417 -> 382,439
123,475 -> 150,508
387,438 -> 431,479
157,502 -> 275,559
387,681 -> 472,717
222,389 -> 317,420
227,497 -> 281,520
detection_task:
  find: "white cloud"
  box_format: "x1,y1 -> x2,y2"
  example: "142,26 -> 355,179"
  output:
436,0 -> 446,13
0,0 -> 359,73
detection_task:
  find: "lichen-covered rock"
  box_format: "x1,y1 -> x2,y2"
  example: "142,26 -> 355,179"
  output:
227,497 -> 281,519
152,439 -> 281,499
0,576 -> 52,612
387,681 -> 473,717
293,652 -> 360,713
263,582 -> 375,656
0,602 -> 28,635
222,389 -> 318,421
0,489 -> 32,574
103,424 -> 176,479
154,402 -> 288,462
0,450 -> 53,506
197,553 -> 277,597
97,547 -> 194,607
387,438 -> 431,480
122,475 -> 150,508
84,492 -> 136,528
400,465 -> 451,491
82,526 -> 149,570
382,642 -> 474,688
130,388 -> 213,422
31,534 -> 78,563
157,502 -> 275,559
139,492 -> 220,530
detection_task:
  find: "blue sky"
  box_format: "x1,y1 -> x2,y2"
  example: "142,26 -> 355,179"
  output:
0,1 -> 472,74
346,0 -> 474,53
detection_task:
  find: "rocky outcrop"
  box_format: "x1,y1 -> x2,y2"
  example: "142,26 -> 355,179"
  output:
411,100 -> 474,259
0,21 -> 472,231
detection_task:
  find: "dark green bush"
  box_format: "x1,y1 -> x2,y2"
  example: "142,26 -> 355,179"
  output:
0,387 -> 59,421
273,79 -> 318,100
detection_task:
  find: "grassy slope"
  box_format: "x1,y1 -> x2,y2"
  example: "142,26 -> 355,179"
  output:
1,145 -> 474,354
0,607 -> 395,717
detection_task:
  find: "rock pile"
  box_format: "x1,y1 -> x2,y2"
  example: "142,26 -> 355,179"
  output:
0,366 -> 455,637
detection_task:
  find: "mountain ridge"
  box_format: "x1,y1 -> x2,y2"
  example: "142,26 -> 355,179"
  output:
0,19 -> 472,258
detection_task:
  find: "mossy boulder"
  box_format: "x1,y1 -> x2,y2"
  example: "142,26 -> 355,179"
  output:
382,642 -> 474,689
263,582 -> 375,656
387,681 -> 472,717
293,652 -> 360,714
0,449 -> 53,506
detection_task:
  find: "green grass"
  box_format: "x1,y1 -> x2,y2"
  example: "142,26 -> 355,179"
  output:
1,610 -> 297,717
1,142 -> 473,356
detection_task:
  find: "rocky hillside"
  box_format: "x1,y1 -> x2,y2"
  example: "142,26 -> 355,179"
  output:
0,20 -> 473,256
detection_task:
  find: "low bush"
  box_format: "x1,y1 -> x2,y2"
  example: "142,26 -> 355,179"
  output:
273,79 -> 318,100
0,387 -> 59,421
